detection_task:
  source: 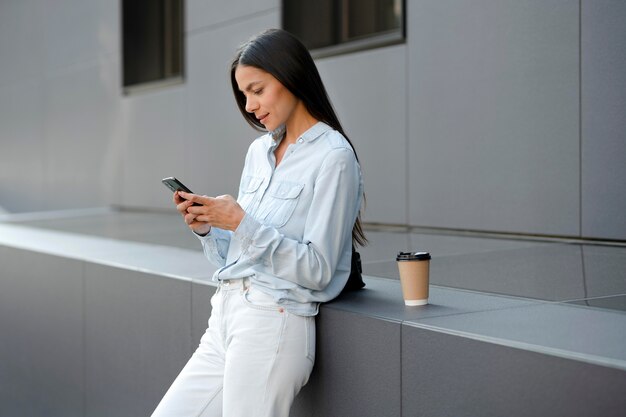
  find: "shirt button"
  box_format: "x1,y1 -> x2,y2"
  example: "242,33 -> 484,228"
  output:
298,138 -> 304,143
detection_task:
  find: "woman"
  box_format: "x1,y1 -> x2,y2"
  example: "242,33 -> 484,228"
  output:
152,28 -> 365,417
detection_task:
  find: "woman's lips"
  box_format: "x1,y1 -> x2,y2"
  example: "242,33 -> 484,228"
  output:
257,113 -> 269,123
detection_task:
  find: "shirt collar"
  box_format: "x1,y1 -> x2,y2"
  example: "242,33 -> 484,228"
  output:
263,121 -> 332,148
300,121 -> 332,143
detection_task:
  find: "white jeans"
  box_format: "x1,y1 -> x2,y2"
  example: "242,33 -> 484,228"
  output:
151,279 -> 315,417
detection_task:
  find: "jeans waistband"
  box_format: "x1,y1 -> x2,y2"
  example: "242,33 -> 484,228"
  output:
218,278 -> 248,291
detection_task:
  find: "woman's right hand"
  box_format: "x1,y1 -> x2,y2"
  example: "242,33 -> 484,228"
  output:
174,191 -> 211,236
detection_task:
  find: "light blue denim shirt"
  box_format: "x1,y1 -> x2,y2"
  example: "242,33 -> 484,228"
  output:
197,122 -> 363,316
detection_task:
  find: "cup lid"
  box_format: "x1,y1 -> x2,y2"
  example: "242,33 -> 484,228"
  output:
396,251 -> 431,261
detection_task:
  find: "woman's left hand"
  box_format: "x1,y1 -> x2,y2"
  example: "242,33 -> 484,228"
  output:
179,192 -> 245,232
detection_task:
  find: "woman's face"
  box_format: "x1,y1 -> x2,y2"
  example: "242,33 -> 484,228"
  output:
234,65 -> 300,132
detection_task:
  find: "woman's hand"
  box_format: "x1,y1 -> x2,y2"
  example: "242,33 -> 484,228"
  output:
174,191 -> 211,235
177,191 -> 245,232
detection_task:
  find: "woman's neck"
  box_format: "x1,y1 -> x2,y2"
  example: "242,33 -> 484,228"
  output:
283,101 -> 318,144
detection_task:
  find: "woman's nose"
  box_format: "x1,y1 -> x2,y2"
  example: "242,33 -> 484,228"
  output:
245,96 -> 258,113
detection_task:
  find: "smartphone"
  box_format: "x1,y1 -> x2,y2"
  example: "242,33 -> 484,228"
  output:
162,177 -> 193,193
162,177 -> 200,205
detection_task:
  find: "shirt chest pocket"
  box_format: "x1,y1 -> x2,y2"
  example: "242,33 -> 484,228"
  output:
238,176 -> 263,211
256,181 -> 305,228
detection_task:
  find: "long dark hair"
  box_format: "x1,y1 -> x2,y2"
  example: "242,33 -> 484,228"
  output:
230,28 -> 367,247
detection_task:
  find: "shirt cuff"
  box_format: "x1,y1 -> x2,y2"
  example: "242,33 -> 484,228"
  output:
233,213 -> 261,251
194,227 -> 221,260
193,228 -> 212,241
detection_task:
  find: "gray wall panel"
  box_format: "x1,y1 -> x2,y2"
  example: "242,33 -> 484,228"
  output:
184,12 -> 280,201
84,264 -> 192,417
408,0 -> 580,236
186,0 -> 278,32
293,308 -> 401,417
0,247 -> 84,417
0,0 -> 120,212
0,0 -> 43,87
120,86 -> 187,209
0,79 -> 46,212
191,281 -> 215,348
581,0 -> 626,240
316,45 -> 408,224
43,61 -> 121,210
402,325 -> 626,417
41,0 -> 119,74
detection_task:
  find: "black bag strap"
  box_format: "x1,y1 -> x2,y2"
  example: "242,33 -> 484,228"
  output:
342,245 -> 365,292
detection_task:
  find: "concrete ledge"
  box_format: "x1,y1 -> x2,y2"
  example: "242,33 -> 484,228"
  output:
2,222 -> 626,416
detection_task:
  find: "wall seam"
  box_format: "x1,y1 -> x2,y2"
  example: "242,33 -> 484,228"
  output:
404,15 -> 410,227
399,322 -> 404,417
81,261 -> 87,417
579,0 -> 583,238
189,282 -> 194,356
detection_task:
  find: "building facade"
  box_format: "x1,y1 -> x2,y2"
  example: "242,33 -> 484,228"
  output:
0,0 -> 624,241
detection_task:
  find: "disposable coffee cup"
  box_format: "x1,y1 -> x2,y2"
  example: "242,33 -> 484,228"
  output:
396,252 -> 431,306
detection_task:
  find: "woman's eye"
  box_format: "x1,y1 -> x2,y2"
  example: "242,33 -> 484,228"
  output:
253,89 -> 263,95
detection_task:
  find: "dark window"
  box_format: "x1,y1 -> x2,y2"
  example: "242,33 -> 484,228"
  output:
283,0 -> 404,57
122,0 -> 184,93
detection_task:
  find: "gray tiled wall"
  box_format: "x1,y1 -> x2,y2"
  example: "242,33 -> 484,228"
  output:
0,247 -> 84,417
316,44 -> 408,225
1,1 -> 625,242
402,325 -> 626,417
183,12 -> 281,203
407,0 -> 580,236
581,0 -> 626,240
0,245 -> 212,417
83,264 -> 193,417
192,281 -> 216,345
291,307 -> 402,417
2,241 -> 626,417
